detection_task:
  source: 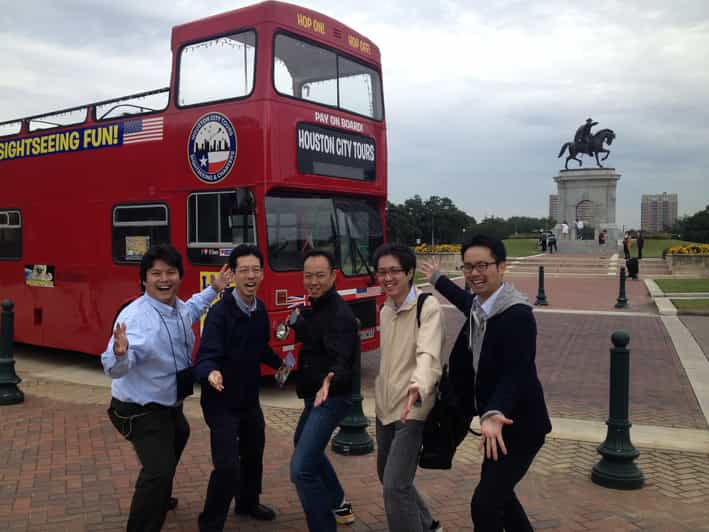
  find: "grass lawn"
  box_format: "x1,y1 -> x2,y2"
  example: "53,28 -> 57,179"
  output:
671,299 -> 709,312
638,239 -> 697,258
656,278 -> 709,293
503,238 -> 540,258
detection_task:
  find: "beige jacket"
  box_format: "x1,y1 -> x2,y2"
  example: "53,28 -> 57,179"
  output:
375,288 -> 446,425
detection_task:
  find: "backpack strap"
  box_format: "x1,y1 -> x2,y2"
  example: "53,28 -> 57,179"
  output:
416,292 -> 432,328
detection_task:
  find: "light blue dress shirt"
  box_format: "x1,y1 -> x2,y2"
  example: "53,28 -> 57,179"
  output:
101,286 -> 216,406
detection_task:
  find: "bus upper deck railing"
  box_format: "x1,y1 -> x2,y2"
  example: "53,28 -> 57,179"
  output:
0,87 -> 170,137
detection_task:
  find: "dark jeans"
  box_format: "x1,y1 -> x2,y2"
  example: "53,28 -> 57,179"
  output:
198,405 -> 266,532
109,398 -> 190,532
291,396 -> 351,532
470,437 -> 544,532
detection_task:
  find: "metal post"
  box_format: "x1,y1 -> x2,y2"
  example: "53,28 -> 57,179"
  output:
534,266 -> 548,306
591,331 -> 644,489
332,347 -> 374,455
615,267 -> 628,308
0,300 -> 24,405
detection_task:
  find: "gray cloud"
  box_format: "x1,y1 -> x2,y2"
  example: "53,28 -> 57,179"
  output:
1,0 -> 708,228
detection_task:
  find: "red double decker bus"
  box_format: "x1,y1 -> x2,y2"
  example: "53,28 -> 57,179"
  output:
0,1 -> 386,368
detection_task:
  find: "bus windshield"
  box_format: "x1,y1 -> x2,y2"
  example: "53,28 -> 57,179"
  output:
273,33 -> 384,120
266,195 -> 383,275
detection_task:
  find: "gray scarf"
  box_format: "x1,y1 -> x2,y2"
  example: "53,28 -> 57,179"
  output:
468,282 -> 531,372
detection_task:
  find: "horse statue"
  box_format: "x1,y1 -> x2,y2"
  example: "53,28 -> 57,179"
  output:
558,128 -> 616,169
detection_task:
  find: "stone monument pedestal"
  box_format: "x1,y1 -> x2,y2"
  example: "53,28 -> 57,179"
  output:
553,168 -> 621,253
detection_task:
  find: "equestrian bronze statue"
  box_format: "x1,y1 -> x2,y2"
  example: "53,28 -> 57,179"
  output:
558,118 -> 616,169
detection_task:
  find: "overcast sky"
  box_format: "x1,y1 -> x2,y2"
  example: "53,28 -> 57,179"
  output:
2,0 -> 708,228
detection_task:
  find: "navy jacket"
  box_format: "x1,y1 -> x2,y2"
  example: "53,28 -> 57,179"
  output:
435,276 -> 552,445
194,288 -> 282,412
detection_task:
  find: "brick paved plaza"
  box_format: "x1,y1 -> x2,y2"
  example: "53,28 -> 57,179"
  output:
2,255 -> 709,531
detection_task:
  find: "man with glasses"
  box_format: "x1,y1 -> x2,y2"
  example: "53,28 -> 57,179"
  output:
420,235 -> 551,532
194,245 -> 286,531
290,249 -> 358,531
373,243 -> 445,532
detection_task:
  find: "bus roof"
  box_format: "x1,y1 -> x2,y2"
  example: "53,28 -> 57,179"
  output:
171,1 -> 381,64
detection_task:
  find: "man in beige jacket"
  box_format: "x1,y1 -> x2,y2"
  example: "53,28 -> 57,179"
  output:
373,243 -> 445,532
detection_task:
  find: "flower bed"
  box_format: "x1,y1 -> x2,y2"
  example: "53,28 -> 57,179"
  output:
665,245 -> 709,275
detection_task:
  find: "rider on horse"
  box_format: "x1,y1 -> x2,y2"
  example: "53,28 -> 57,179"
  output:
574,118 -> 598,152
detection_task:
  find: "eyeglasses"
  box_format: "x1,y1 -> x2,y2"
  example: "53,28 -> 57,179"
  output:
458,261 -> 498,273
304,272 -> 331,281
376,267 -> 406,278
235,267 -> 262,275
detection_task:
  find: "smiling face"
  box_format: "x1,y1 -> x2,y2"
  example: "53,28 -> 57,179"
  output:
303,255 -> 336,300
233,254 -> 264,304
376,254 -> 413,306
143,259 -> 182,307
462,245 -> 506,303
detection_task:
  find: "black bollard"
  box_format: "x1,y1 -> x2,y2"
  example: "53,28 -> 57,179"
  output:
592,331 -> 644,489
0,300 -> 24,405
614,266 -> 628,309
534,266 -> 548,306
332,345 -> 374,455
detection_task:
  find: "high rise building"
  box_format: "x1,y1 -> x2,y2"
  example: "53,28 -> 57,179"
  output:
641,193 -> 678,232
549,194 -> 560,222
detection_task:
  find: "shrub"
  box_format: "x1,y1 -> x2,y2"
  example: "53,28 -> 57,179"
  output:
666,244 -> 709,255
414,244 -> 461,253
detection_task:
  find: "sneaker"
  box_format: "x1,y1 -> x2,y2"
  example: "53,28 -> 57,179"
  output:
430,519 -> 443,532
332,500 -> 355,525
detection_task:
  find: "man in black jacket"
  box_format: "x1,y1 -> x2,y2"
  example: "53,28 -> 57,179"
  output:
421,235 -> 551,532
194,245 -> 285,532
290,249 -> 358,532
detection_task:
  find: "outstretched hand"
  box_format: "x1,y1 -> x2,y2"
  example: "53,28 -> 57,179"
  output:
479,413 -> 514,461
419,258 -> 440,283
314,372 -> 334,407
113,323 -> 129,357
210,264 -> 233,293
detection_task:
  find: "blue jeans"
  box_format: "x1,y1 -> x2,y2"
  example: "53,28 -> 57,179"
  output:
290,396 -> 351,532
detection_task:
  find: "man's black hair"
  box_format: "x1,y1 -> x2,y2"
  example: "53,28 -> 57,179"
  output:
303,248 -> 336,270
228,244 -> 264,270
372,243 -> 416,286
140,244 -> 184,290
461,234 -> 507,263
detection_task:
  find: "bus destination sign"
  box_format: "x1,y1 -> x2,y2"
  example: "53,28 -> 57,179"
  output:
296,122 -> 375,181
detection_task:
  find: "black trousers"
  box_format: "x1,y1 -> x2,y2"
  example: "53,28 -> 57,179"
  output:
109,398 -> 190,532
199,405 -> 266,532
470,437 -> 544,532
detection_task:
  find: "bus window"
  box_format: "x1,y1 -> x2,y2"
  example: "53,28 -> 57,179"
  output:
29,108 -> 88,132
0,209 -> 22,260
112,203 -> 169,263
273,33 -> 383,120
265,195 -> 382,275
178,31 -> 256,107
187,191 -> 256,265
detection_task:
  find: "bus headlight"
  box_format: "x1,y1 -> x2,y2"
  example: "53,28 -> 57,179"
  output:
275,322 -> 290,341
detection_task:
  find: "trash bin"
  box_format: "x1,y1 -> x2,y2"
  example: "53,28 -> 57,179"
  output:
626,258 -> 639,279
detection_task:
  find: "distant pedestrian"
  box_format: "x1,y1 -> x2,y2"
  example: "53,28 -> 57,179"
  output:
102,244 -> 231,532
623,232 -> 632,260
546,232 -> 557,253
636,231 -> 645,260
538,231 -> 546,252
561,221 -> 569,240
575,219 -> 584,239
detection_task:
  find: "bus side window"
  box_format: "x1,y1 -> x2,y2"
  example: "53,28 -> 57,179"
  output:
0,209 -> 22,260
187,191 -> 256,265
112,203 -> 169,263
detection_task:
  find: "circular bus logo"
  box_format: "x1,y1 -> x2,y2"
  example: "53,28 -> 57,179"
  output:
188,112 -> 237,183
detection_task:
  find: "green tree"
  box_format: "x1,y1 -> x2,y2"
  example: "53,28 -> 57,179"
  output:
675,205 -> 709,243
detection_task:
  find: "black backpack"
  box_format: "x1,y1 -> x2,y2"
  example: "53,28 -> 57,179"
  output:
415,293 -> 476,470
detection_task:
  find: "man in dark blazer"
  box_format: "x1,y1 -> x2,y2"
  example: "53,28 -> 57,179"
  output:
193,245 -> 285,532
421,234 -> 551,532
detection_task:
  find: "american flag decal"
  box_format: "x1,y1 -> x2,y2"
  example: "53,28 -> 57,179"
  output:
123,117 -> 164,144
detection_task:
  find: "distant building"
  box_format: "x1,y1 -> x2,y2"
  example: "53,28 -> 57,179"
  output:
549,194 -> 560,222
641,193 -> 678,232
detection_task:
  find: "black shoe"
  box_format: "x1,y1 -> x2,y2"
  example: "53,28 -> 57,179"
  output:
235,503 -> 276,521
167,497 -> 178,511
